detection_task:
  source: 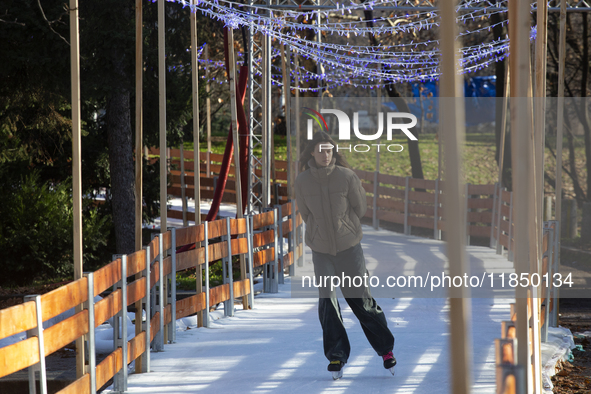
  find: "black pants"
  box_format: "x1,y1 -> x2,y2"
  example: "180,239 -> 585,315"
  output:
312,243 -> 395,363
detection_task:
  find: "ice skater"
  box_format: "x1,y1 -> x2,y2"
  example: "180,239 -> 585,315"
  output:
295,131 -> 396,380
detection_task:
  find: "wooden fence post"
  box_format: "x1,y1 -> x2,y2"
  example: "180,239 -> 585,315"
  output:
490,183 -> 498,248
434,178 -> 441,240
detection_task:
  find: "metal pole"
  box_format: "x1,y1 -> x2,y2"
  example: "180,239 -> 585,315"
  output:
69,0 -> 84,379
439,2 -> 472,394
281,43 -> 293,198
555,0 -> 567,318
205,44 -> 212,178
191,2 -> 201,226
134,0 -> 144,375
509,1 -> 534,392
159,0 -> 167,232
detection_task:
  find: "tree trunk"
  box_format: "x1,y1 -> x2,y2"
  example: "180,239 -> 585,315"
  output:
107,57 -> 135,255
583,13 -> 591,201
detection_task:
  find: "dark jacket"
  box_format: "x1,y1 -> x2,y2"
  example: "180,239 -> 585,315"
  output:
295,158 -> 368,256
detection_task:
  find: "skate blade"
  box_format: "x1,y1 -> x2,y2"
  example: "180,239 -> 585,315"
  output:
332,370 -> 343,380
388,366 -> 395,376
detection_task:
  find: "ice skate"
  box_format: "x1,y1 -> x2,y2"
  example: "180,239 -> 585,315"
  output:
327,360 -> 345,380
382,352 -> 396,375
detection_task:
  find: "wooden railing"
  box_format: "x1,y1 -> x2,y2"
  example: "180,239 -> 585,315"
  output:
0,201 -> 303,393
493,220 -> 560,393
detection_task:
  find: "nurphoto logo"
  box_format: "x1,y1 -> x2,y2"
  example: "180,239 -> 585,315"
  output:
303,107 -> 418,153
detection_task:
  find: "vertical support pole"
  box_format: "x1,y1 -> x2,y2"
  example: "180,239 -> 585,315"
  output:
509,1 -> 535,392
434,178 -> 440,240
551,221 -> 560,327
404,176 -> 410,236
204,224 -> 210,327
25,295 -> 47,394
294,52 -> 301,179
69,0 -> 84,379
466,183 -> 472,245
135,0 -> 143,252
277,205 -> 285,284
225,217 -> 235,317
205,43 -> 212,178
290,201 -> 297,276
490,183 -> 498,248
508,192 -> 514,261
555,0 -> 567,326
142,245 -> 151,373
261,2 -> 271,209
272,207 -> 279,292
158,0 -> 167,232
247,215 -> 255,308
496,187 -> 505,255
84,273 -> 97,394
191,1 -> 201,226
169,228 -> 176,343
113,255 -> 128,392
281,44 -> 293,199
439,2 -> 472,394
373,169 -> 379,230
181,143 -> 188,227
157,236 -> 164,351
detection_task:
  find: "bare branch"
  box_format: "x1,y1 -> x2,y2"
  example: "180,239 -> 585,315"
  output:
37,0 -> 69,46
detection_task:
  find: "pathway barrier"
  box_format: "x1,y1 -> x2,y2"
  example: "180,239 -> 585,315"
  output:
0,202 -> 304,394
493,220 -> 560,394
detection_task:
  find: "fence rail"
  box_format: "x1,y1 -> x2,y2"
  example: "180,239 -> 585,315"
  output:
0,201 -> 304,394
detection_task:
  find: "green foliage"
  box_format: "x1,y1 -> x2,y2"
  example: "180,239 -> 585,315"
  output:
175,259 -> 241,291
0,171 -> 111,286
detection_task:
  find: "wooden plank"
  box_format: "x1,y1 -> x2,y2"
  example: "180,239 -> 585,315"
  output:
407,215 -> 434,229
164,304 -> 172,325
408,190 -> 436,204
44,310 -> 89,356
377,172 -> 406,186
253,248 -> 275,267
467,211 -> 493,224
177,247 -> 205,272
127,249 -> 146,277
282,218 -> 293,235
127,331 -> 146,364
161,231 -> 172,252
469,225 -> 492,238
127,277 -> 146,306
56,374 -> 90,394
499,233 -> 510,249
280,202 -> 292,217
233,278 -> 251,298
468,184 -> 495,195
150,312 -> 160,342
283,251 -> 294,267
207,219 -> 227,239
501,190 -> 512,203
409,178 -> 437,190
467,198 -> 494,210
408,203 -> 436,216
376,185 -> 405,200
352,168 -> 373,182
94,289 -> 122,327
376,198 -> 405,212
253,211 -> 275,229
377,210 -> 405,224
0,337 -> 39,378
149,237 -> 159,261
209,284 -> 231,306
96,348 -> 123,389
93,259 -> 121,296
229,218 -> 247,235
208,241 -> 229,262
500,204 -> 511,217
150,261 -> 160,288
253,229 -> 275,248
40,277 -> 88,322
361,182 -> 374,194
0,301 -> 37,340
176,224 -> 206,246
163,255 -> 172,277
231,238 -> 249,255
176,293 -> 206,319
